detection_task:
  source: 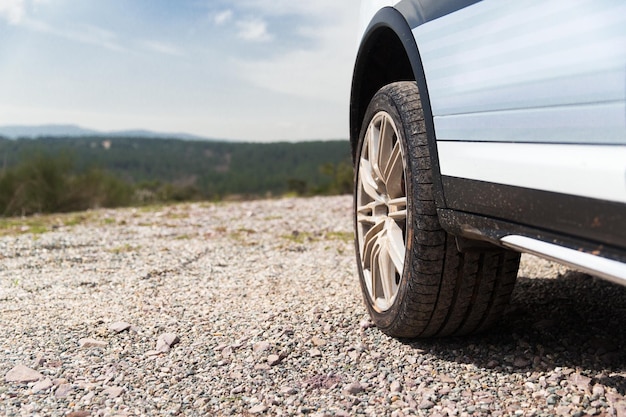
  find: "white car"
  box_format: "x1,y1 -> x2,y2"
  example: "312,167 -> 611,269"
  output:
350,0 -> 626,338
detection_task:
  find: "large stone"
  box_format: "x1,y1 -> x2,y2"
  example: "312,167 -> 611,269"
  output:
390,380 -> 402,393
109,321 -> 132,333
55,383 -> 73,398
311,337 -> 326,346
5,365 -> 44,383
418,400 -> 435,410
32,378 -> 53,392
569,373 -> 592,392
156,333 -> 180,353
103,386 -> 124,398
249,404 -> 268,414
309,348 -> 322,358
79,338 -> 107,348
67,412 -> 91,417
267,354 -> 282,366
253,341 -> 271,353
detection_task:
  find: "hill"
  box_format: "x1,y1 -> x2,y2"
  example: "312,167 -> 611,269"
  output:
0,136 -> 353,213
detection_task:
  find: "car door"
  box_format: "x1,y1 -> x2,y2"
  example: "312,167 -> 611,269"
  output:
411,0 -> 626,249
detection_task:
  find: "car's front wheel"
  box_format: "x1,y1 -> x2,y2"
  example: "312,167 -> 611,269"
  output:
354,81 -> 520,338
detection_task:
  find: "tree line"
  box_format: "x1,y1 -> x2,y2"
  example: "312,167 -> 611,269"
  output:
0,136 -> 353,217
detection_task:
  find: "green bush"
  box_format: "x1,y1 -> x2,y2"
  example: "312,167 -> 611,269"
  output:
0,153 -> 133,216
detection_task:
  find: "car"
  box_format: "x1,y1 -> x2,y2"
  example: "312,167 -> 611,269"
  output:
350,0 -> 626,338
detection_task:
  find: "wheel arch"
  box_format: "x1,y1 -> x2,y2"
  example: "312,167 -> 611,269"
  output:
350,6 -> 446,209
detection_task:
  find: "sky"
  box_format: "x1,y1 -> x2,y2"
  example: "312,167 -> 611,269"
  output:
0,0 -> 361,142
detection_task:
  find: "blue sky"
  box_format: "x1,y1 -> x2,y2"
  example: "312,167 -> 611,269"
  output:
0,0 -> 360,141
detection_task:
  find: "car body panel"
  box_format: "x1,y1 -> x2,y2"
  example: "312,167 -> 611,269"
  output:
413,1 -> 626,136
437,142 -> 626,204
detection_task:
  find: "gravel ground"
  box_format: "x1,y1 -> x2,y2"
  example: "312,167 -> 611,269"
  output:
1,195 -> 625,417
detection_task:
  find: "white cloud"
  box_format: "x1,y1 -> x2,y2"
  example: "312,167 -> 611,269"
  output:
139,40 -> 183,56
0,0 -> 25,24
0,0 -> 48,24
233,0 -> 354,20
214,9 -> 233,26
236,18 -> 272,42
235,0 -> 359,103
23,19 -> 127,52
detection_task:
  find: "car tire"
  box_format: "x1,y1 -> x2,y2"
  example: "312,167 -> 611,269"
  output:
354,81 -> 521,338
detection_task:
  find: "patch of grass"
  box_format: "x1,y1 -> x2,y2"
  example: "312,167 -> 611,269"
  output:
282,231 -> 314,244
228,228 -> 258,246
326,231 -> 353,243
165,211 -> 190,219
63,214 -> 90,227
262,215 -> 282,221
0,217 -> 49,236
138,204 -> 166,213
109,244 -> 140,254
281,230 -> 353,245
0,210 -> 106,237
28,223 -> 48,234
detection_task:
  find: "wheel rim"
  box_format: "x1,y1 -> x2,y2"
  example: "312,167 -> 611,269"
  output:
356,111 -> 408,313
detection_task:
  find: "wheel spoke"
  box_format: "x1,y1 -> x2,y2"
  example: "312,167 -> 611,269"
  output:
357,213 -> 376,225
357,200 -> 380,215
370,244 -> 383,302
384,142 -> 404,199
367,121 -> 385,183
378,243 -> 397,307
377,116 -> 394,180
362,221 -> 385,270
357,200 -> 386,225
358,159 -> 383,202
387,197 -> 407,221
385,219 -> 405,275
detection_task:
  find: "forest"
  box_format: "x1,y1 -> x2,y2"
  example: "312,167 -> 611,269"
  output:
0,136 -> 354,216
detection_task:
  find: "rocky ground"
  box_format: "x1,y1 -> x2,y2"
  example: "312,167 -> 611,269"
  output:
0,195 -> 625,417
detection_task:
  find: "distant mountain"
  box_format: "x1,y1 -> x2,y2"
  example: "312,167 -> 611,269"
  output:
0,124 -> 98,138
0,124 -> 213,141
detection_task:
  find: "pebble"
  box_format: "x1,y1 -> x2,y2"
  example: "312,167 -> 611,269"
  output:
306,348 -> 322,359
344,382 -> 365,395
390,380 -> 402,393
103,386 -> 124,398
513,357 -> 531,368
